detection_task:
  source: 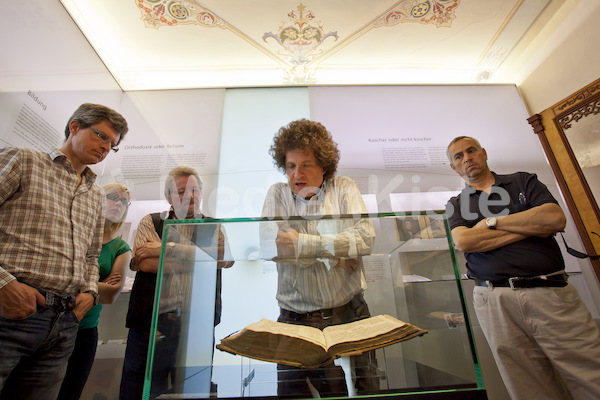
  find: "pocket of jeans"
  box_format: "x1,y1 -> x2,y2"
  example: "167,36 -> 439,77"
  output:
69,309 -> 81,323
0,307 -> 38,321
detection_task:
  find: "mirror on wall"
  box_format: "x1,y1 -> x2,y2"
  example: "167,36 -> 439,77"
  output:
528,77 -> 600,280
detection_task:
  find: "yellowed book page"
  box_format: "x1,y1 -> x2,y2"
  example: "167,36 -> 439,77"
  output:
217,329 -> 328,368
322,315 -> 406,348
247,319 -> 327,349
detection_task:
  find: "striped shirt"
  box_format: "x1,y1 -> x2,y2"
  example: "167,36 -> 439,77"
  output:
131,211 -> 186,314
260,176 -> 375,313
131,209 -> 231,316
132,209 -> 198,259
0,147 -> 103,296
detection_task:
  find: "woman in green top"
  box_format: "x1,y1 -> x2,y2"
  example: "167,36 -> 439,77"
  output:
58,183 -> 133,400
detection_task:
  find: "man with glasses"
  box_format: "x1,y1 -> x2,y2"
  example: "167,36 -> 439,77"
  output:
0,103 -> 128,399
445,136 -> 600,400
120,167 -> 233,400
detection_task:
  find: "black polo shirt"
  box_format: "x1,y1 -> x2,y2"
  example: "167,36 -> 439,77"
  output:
446,171 -> 564,281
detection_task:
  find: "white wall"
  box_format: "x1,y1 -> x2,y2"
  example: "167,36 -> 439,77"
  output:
517,0 -> 600,114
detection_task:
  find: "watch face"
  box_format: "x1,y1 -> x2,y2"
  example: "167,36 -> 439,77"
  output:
486,217 -> 497,228
167,242 -> 175,254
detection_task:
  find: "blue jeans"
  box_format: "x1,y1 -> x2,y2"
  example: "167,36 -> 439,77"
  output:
0,303 -> 79,400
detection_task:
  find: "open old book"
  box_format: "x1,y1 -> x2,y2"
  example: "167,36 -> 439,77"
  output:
216,314 -> 427,369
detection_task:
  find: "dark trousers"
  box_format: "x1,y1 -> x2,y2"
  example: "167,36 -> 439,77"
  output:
277,293 -> 380,398
57,327 -> 98,400
120,314 -> 180,400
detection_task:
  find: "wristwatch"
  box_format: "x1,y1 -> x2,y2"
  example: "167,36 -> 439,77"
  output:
84,290 -> 98,306
166,242 -> 176,255
486,217 -> 497,229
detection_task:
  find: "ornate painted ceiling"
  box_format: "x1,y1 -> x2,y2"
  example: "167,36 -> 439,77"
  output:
58,0 -> 561,90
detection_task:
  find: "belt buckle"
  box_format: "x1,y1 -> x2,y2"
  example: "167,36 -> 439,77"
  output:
508,277 -> 519,289
315,310 -> 333,320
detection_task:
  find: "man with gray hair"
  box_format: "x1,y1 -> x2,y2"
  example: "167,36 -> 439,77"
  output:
121,166 -> 233,400
0,103 -> 128,399
445,135 -> 600,400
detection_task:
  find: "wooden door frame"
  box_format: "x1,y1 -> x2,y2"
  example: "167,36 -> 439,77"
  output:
527,77 -> 600,279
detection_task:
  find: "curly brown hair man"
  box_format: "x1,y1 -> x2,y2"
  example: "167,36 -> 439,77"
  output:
269,119 -> 340,182
261,118 -> 379,397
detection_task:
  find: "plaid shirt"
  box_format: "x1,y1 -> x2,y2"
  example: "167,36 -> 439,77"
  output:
0,147 -> 104,296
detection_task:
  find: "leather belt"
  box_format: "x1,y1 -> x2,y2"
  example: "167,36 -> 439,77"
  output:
36,288 -> 77,310
280,293 -> 366,321
474,271 -> 568,289
280,305 -> 344,321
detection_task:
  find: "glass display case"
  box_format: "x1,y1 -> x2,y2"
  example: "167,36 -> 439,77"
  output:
142,212 -> 486,399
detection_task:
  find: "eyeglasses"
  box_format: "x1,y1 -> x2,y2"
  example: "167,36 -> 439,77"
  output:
106,192 -> 131,207
560,232 -> 600,259
176,187 -> 201,198
89,127 -> 119,153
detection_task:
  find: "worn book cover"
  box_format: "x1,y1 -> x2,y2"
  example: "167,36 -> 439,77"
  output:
216,314 -> 427,368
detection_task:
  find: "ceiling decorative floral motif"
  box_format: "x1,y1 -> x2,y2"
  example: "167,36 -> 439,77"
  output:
262,4 -> 338,65
262,4 -> 338,83
374,0 -> 460,28
129,0 -> 508,87
136,0 -> 226,29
